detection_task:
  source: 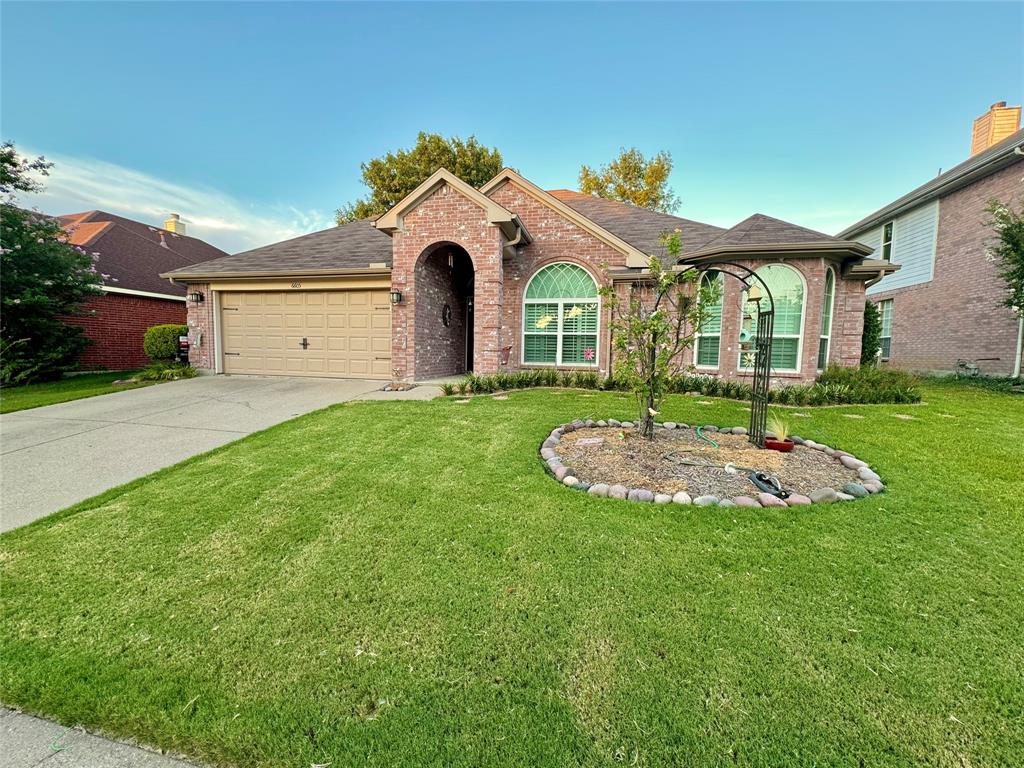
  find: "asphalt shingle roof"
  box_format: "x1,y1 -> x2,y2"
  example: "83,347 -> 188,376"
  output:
164,218 -> 392,277
58,211 -> 227,295
698,213 -> 836,249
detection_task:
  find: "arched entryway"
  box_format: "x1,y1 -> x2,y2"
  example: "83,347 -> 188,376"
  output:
414,243 -> 475,378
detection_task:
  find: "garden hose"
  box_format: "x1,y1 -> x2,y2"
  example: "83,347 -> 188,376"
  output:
695,425 -> 719,448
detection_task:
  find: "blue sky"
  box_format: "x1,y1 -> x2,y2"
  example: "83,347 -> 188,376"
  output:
2,1 -> 1021,252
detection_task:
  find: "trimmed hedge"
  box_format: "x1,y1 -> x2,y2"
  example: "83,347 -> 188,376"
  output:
143,324 -> 188,361
443,365 -> 921,406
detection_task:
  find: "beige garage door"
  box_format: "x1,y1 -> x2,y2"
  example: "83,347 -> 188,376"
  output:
220,290 -> 391,379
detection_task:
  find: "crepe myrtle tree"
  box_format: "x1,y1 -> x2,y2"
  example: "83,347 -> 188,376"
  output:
986,197 -> 1024,319
599,232 -> 718,439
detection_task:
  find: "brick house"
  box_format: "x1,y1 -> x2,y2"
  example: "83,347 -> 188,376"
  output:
59,211 -> 227,370
839,102 -> 1024,377
164,168 -> 895,384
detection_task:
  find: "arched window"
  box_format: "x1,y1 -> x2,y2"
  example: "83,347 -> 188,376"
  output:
523,263 -> 599,366
817,267 -> 835,370
739,264 -> 806,372
695,271 -> 723,368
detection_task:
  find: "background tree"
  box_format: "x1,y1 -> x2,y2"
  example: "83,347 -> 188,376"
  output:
1,142 -> 102,385
860,300 -> 882,366
599,232 -> 715,439
336,133 -> 504,224
986,197 -> 1024,316
579,148 -> 680,213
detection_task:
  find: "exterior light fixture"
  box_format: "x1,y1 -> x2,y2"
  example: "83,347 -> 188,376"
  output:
389,290 -> 402,305
187,291 -> 205,303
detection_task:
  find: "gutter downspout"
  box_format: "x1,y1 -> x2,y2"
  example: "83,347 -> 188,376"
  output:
1014,314 -> 1023,379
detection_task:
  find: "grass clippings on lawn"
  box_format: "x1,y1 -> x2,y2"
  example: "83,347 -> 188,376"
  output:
1,383 -> 1022,767
0,370 -> 151,413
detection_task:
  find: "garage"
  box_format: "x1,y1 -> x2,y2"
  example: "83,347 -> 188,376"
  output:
220,289 -> 391,379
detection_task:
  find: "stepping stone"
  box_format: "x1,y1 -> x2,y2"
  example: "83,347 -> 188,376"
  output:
758,492 -> 788,508
844,413 -> 865,419
672,491 -> 692,505
894,414 -> 915,420
588,483 -> 610,497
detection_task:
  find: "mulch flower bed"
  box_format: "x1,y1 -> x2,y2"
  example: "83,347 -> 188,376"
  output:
540,419 -> 886,507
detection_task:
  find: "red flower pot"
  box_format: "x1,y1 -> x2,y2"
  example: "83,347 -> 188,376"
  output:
764,438 -> 795,453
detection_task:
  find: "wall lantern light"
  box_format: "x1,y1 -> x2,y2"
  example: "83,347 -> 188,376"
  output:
389,290 -> 403,305
187,291 -> 205,303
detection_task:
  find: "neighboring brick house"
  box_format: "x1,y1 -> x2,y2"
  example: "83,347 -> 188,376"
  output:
164,168 -> 896,385
59,211 -> 227,370
839,102 -> 1024,377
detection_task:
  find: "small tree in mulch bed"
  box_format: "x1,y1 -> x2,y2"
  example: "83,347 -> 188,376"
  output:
600,231 -> 717,439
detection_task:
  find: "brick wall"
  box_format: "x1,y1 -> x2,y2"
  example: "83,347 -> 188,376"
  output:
184,283 -> 215,370
63,292 -> 186,370
869,160 -> 1023,375
489,181 -> 625,376
390,184 -> 505,380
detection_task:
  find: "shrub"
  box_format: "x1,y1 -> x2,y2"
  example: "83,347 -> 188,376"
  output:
817,364 -> 921,404
861,301 -> 882,365
440,382 -> 456,396
143,324 -> 188,361
137,362 -> 196,381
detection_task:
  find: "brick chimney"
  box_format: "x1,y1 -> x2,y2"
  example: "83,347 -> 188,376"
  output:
164,213 -> 186,236
970,101 -> 1021,156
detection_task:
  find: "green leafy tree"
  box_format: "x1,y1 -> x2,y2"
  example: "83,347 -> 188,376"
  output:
599,232 -> 715,438
986,197 -> 1024,315
860,300 -> 882,366
579,147 -> 679,213
336,132 -> 504,224
1,141 -> 102,384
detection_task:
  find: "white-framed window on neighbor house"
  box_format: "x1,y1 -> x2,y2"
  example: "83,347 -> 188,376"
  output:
878,299 -> 893,360
522,262 -> 600,366
817,267 -> 836,370
694,270 -> 723,368
881,221 -> 894,262
738,264 -> 806,372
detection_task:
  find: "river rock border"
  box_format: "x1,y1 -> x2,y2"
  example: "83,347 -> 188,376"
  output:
540,419 -> 886,507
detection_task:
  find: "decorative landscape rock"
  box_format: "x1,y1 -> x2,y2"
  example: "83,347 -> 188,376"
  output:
608,484 -> 628,500
842,483 -> 869,498
810,487 -> 840,504
540,419 -> 885,507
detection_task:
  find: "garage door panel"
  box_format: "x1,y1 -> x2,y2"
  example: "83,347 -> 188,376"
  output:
221,290 -> 390,379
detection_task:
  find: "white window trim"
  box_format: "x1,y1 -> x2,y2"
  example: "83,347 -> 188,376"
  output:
737,264 -> 807,374
878,298 -> 893,361
694,272 -> 723,370
881,220 -> 895,262
521,262 -> 600,367
817,267 -> 836,371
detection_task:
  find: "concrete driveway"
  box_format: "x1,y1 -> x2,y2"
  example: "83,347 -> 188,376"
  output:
0,376 -> 427,533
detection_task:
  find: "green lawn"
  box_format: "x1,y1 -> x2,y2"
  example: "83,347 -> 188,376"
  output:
2,384 -> 1022,767
0,370 -> 152,413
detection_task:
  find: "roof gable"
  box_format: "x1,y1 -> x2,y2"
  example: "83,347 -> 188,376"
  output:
374,168 -> 526,242
481,169 -> 653,268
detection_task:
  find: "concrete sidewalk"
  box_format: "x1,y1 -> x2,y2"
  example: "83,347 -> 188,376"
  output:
0,708 -> 201,768
1,375 -> 440,532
